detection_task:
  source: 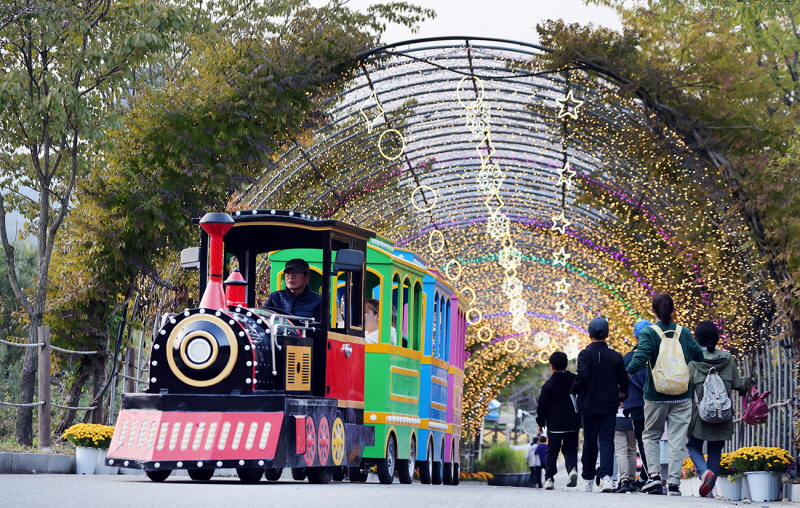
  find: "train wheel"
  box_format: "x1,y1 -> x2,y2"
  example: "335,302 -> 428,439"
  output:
377,435 -> 397,484
332,466 -> 346,482
291,467 -> 307,481
236,467 -> 263,484
432,461 -> 444,485
307,466 -> 333,484
452,463 -> 460,485
188,468 -> 214,481
264,467 -> 283,481
442,461 -> 453,485
418,440 -> 433,484
304,418 -> 317,467
317,416 -> 331,466
145,469 -> 172,482
348,466 -> 367,482
330,415 -> 345,467
397,437 -> 415,484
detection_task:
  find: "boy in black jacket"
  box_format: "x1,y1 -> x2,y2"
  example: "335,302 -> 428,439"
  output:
571,317 -> 628,493
536,351 -> 580,490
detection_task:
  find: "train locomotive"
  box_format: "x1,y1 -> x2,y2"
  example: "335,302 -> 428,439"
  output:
106,210 -> 466,485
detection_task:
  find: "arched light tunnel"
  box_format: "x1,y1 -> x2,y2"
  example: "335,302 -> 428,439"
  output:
233,37 -> 763,432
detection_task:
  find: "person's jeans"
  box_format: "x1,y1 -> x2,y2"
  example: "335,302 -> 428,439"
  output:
643,400 -> 692,485
544,430 -> 579,480
687,435 -> 724,488
530,466 -> 543,487
581,414 -> 616,480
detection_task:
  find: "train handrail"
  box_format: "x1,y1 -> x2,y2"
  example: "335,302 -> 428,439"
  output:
265,313 -> 316,376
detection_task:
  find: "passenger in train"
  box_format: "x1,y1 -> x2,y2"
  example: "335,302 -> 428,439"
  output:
365,299 -> 397,345
263,258 -> 322,321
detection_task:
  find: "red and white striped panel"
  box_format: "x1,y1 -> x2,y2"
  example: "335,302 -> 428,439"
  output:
107,410 -> 284,462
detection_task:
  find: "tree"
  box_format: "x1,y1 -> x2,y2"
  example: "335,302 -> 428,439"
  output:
0,0 -> 186,445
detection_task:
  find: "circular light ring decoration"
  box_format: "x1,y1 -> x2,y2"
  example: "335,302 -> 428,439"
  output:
476,325 -> 493,342
331,417 -> 345,466
444,259 -> 462,281
537,349 -> 551,364
378,128 -> 405,161
165,314 -> 239,387
460,286 -> 477,306
456,75 -> 486,109
428,229 -> 445,254
504,338 -> 520,353
465,307 -> 482,326
411,185 -> 438,212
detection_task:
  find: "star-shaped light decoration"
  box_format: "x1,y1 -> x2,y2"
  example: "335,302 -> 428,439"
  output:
550,211 -> 572,235
556,319 -> 570,333
556,89 -> 585,120
556,160 -> 578,191
359,91 -> 386,133
554,299 -> 570,315
553,247 -> 572,267
554,277 -> 572,294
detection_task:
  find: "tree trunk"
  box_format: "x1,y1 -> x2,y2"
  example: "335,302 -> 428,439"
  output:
89,356 -> 106,424
15,317 -> 42,446
55,356 -> 92,436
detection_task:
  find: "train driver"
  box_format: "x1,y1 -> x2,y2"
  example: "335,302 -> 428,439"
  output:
264,258 -> 322,322
365,299 -> 397,345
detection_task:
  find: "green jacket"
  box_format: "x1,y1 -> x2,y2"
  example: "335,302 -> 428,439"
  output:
625,321 -> 705,401
688,349 -> 754,442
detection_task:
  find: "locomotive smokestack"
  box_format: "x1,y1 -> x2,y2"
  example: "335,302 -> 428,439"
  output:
198,212 -> 235,309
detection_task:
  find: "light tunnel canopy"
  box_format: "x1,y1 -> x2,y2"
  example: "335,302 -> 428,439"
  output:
236,37 -> 761,379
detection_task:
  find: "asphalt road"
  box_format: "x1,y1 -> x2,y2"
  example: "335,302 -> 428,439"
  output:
0,474 -> 756,508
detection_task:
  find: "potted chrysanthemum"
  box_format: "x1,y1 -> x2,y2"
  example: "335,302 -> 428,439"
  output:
62,423 -> 116,475
731,446 -> 793,502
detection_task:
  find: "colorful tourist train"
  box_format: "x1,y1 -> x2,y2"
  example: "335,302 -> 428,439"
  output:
105,210 -> 466,485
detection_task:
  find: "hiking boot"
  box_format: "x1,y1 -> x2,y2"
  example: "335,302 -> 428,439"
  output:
584,478 -> 593,492
600,476 -> 614,493
544,478 -> 555,490
667,484 -> 681,496
566,468 -> 578,488
641,475 -> 662,494
699,470 -> 716,497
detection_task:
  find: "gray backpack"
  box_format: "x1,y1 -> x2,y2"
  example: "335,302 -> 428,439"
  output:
697,367 -> 732,423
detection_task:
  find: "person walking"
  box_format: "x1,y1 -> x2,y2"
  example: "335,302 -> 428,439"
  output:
536,351 -> 581,490
687,320 -> 753,497
625,293 -> 705,496
622,319 -> 653,489
571,317 -> 628,493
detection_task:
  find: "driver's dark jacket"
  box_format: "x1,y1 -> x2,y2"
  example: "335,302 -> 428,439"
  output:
264,285 -> 321,321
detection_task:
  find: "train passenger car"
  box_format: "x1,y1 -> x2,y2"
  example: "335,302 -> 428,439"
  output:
105,210 -> 465,485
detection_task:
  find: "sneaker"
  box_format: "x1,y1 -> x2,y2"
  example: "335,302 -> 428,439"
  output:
699,470 -> 716,497
544,478 -> 555,490
667,484 -> 681,496
600,475 -> 614,493
584,478 -> 593,492
704,492 -> 715,499
614,480 -> 632,493
567,469 -> 578,488
641,475 -> 662,494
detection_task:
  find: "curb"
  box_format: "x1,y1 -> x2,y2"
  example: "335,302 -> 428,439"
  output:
0,452 -> 75,474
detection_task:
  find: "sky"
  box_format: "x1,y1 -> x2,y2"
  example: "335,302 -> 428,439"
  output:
319,0 -> 624,45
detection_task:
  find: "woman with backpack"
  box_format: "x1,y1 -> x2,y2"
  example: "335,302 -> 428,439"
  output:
625,293 -> 705,496
687,321 -> 753,497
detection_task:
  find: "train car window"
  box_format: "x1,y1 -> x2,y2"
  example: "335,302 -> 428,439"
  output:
432,292 -> 439,356
401,276 -> 411,348
444,298 -> 452,362
412,281 -> 423,351
391,273 -> 401,346
332,272 -> 346,329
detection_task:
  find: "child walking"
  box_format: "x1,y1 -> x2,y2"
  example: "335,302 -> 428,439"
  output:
571,317 -> 628,493
536,351 -> 580,489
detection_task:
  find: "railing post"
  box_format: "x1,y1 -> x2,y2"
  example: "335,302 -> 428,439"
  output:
38,326 -> 51,452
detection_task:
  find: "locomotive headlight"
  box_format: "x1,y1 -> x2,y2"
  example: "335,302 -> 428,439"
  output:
166,314 -> 240,387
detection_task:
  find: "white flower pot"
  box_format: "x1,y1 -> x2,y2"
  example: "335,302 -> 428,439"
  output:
716,475 -> 743,501
95,449 -> 119,475
783,483 -> 800,501
745,471 -> 781,502
75,446 -> 100,475
681,477 -> 700,496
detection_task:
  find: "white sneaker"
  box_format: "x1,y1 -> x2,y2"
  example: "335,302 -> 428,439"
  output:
567,469 -> 578,487
584,478 -> 593,492
600,476 -> 614,493
544,478 -> 554,490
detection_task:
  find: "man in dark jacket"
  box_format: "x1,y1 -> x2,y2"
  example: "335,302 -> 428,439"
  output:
571,317 -> 628,493
264,258 -> 322,321
536,351 -> 580,490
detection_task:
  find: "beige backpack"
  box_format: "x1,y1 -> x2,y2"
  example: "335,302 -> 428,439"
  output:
649,324 -> 689,395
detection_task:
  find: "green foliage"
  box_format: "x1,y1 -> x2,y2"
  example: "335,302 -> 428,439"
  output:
481,444 -> 528,474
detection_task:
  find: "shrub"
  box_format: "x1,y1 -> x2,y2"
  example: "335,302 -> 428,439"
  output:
481,445 -> 528,474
